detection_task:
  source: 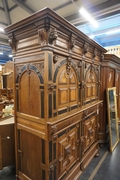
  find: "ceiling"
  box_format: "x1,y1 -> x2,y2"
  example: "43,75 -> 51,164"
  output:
0,0 -> 120,64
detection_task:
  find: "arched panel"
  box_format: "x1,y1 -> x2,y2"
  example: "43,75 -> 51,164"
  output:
19,70 -> 40,117
20,72 -> 29,114
57,64 -> 78,110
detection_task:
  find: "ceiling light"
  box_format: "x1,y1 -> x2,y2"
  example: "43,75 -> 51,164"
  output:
0,27 -> 4,32
8,54 -> 13,57
89,35 -> 95,39
106,29 -> 120,35
79,7 -> 99,28
0,52 -> 3,55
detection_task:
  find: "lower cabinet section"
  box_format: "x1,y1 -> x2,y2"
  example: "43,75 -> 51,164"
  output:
16,104 -> 100,180
0,117 -> 15,169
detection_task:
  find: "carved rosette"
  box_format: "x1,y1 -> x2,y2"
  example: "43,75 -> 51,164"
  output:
9,38 -> 16,52
49,28 -> 58,44
48,84 -> 54,92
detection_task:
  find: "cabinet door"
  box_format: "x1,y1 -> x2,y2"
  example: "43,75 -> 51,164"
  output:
115,70 -> 120,121
83,114 -> 98,152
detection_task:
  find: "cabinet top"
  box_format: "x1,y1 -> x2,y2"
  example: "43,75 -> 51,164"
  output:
4,7 -> 106,53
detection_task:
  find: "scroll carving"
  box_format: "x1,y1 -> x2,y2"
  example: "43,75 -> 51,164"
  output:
9,38 -> 16,52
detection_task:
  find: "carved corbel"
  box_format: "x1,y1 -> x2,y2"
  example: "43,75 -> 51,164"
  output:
101,52 -> 104,61
83,43 -> 89,55
93,48 -> 98,59
69,37 -> 76,50
38,28 -> 47,44
9,38 -> 16,52
53,55 -> 58,64
49,28 -> 58,44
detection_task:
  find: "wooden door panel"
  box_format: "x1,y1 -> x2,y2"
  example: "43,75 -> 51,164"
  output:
21,130 -> 41,180
58,128 -> 77,176
83,115 -> 97,152
20,72 -> 29,114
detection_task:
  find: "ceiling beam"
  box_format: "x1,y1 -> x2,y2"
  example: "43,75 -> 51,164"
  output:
0,21 -> 8,26
0,7 -> 4,11
65,0 -> 120,25
53,0 -> 78,11
2,0 -> 11,25
12,0 -> 35,14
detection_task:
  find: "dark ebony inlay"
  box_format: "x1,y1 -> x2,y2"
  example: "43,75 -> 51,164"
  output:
48,94 -> 52,118
53,91 -> 56,110
41,91 -> 44,118
42,139 -> 45,164
58,108 -> 67,115
49,141 -> 52,163
48,53 -> 52,81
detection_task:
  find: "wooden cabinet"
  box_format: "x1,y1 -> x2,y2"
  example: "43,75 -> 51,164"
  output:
99,54 -> 120,143
0,117 -> 15,169
5,7 -> 106,180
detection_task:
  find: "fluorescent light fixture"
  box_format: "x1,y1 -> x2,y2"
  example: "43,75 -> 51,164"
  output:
0,27 -> 4,32
79,7 -> 99,28
0,52 -> 3,55
106,29 -> 120,35
89,35 -> 95,39
8,54 -> 13,57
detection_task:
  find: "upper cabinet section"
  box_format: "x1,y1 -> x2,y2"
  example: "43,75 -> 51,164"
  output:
4,7 -> 107,59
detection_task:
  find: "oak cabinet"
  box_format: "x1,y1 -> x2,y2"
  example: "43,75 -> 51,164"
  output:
0,117 -> 15,169
5,7 -> 106,180
99,54 -> 120,143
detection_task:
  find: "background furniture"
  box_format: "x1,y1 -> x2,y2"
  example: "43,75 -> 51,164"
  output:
0,117 -> 15,169
99,54 -> 120,143
5,7 -> 106,180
